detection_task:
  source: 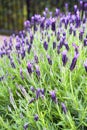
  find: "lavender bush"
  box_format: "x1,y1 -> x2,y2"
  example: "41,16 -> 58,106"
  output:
0,2 -> 87,130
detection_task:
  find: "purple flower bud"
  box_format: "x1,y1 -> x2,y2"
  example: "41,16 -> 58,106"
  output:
30,86 -> 35,92
79,1 -> 83,10
29,98 -> 35,104
55,8 -> 60,17
40,88 -> 45,95
84,38 -> 87,46
61,102 -> 67,114
69,26 -> 73,35
62,50 -> 68,66
47,55 -> 52,65
24,122 -> 29,130
72,43 -> 79,54
27,62 -> 32,74
4,38 -> 8,47
34,55 -> 39,63
36,88 -> 41,99
51,18 -> 56,31
27,44 -> 31,54
64,42 -> 69,51
21,49 -> 25,59
20,68 -> 24,80
70,53 -> 79,71
53,42 -> 56,49
30,34 -> 34,44
49,90 -> 57,103
43,41 -> 48,50
34,114 -> 39,121
79,30 -> 84,41
84,3 -> 87,11
65,3 -> 68,11
74,5 -> 78,14
16,42 -> 20,50
24,20 -> 30,29
84,60 -> 87,72
10,59 -> 16,68
73,29 -> 76,36
36,65 -> 40,77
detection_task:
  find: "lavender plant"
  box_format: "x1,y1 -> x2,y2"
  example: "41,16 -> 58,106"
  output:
0,2 -> 87,130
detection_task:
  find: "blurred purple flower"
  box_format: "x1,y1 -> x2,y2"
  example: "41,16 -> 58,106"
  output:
49,90 -> 57,103
70,53 -> 79,71
62,50 -> 68,66
34,114 -> 39,121
43,41 -> 48,50
61,102 -> 67,114
53,42 -> 56,49
27,62 -> 32,74
47,55 -> 52,65
30,86 -> 35,92
20,68 -> 24,80
24,122 -> 29,130
35,65 -> 40,78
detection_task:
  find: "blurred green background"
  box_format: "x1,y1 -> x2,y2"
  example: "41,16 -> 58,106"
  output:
0,0 -> 78,34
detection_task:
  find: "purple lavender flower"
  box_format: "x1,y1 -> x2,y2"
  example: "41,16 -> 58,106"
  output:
74,5 -> 78,14
10,59 -> 16,68
27,44 -> 31,54
30,34 -> 34,44
84,60 -> 87,72
40,88 -> 45,95
70,53 -> 79,71
47,55 -> 52,65
27,62 -> 32,74
36,88 -> 41,99
79,30 -> 84,41
20,68 -> 24,80
29,98 -> 35,104
79,1 -> 83,10
64,42 -> 69,51
65,3 -> 68,11
24,20 -> 30,29
34,114 -> 39,121
34,55 -> 39,63
61,102 -> 67,114
49,90 -> 57,103
35,65 -> 40,78
21,48 -> 25,59
62,50 -> 68,66
55,8 -> 60,17
72,43 -> 79,54
30,86 -> 35,92
51,18 -> 56,31
53,42 -> 56,49
43,41 -> 48,50
24,122 -> 29,130
84,3 -> 87,11
84,38 -> 87,46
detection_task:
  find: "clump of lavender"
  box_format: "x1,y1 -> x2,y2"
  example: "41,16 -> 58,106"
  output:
0,2 -> 87,130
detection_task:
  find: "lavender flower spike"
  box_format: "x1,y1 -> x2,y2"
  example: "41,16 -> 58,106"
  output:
49,90 -> 57,103
62,50 -> 68,66
84,60 -> 87,72
24,122 -> 29,130
35,65 -> 40,77
34,114 -> 39,121
61,102 -> 67,114
43,41 -> 48,50
27,62 -> 32,74
70,53 -> 79,71
20,68 -> 24,80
